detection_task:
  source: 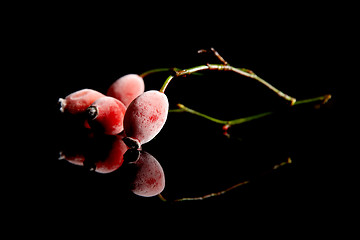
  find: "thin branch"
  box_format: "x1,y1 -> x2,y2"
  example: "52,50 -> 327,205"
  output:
173,180 -> 250,202
173,104 -> 273,126
159,157 -> 292,202
159,49 -> 297,105
210,47 -> 229,65
169,94 -> 331,128
139,67 -> 180,78
159,63 -> 297,104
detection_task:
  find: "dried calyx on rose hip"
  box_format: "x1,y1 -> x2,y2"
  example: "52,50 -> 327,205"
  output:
123,90 -> 169,147
86,96 -> 127,135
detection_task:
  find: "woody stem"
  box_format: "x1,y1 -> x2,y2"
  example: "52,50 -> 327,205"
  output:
159,63 -> 296,105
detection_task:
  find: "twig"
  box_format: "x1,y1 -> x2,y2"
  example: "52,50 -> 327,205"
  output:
159,157 -> 292,202
139,67 -> 181,78
159,49 -> 297,105
169,94 -> 331,130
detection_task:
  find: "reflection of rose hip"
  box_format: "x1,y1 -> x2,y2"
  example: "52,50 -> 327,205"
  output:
59,134 -> 128,174
107,74 -> 145,107
131,151 -> 165,197
123,90 -> 169,146
59,89 -> 105,114
94,135 -> 128,174
87,96 -> 127,135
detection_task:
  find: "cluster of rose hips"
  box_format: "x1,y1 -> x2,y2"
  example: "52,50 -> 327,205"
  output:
59,74 -> 168,149
58,49 -> 319,200
58,74 -> 168,197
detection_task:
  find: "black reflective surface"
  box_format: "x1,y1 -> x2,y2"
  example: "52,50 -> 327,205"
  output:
13,6 -> 347,235
42,65 -> 338,209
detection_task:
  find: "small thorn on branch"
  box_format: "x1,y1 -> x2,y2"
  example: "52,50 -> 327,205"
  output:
198,48 -> 229,65
323,94 -> 332,104
210,48 -> 228,65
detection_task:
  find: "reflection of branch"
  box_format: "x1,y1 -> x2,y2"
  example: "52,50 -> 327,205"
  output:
173,180 -> 250,202
159,157 -> 292,202
169,94 -> 331,130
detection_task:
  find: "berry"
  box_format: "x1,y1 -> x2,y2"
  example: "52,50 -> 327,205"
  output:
59,89 -> 105,115
107,74 -> 145,107
92,135 -> 128,174
130,151 -> 165,197
87,96 -> 127,135
59,134 -> 128,174
59,151 -> 85,166
123,90 -> 169,146
58,89 -> 105,128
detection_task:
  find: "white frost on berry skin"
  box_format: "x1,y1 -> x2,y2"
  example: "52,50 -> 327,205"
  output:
131,151 -> 165,197
87,96 -> 127,135
107,74 -> 145,107
123,90 -> 169,145
59,89 -> 105,115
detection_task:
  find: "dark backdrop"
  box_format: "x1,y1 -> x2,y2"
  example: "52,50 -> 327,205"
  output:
11,3 -> 348,236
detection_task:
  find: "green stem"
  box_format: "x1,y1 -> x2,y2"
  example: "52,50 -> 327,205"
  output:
169,94 -> 331,127
139,67 -> 203,80
294,94 -> 332,105
139,68 -> 181,78
173,104 -> 273,126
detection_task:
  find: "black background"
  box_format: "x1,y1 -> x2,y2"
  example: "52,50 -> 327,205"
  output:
8,2 -> 351,236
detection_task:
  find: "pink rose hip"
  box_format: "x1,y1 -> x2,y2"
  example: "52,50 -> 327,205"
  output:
130,151 -> 165,197
123,90 -> 169,146
107,74 -> 145,107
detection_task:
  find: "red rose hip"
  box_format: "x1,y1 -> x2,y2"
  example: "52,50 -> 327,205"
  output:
107,74 -> 145,107
59,89 -> 105,114
123,90 -> 169,146
87,96 -> 127,135
59,134 -> 128,174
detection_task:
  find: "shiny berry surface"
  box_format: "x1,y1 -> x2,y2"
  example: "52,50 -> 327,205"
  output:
60,134 -> 128,174
87,96 -> 127,135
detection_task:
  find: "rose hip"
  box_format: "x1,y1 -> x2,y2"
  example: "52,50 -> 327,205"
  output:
130,151 -> 165,197
87,96 -> 127,135
107,74 -> 145,107
93,135 -> 128,174
59,89 -> 105,115
123,90 -> 169,146
59,134 -> 128,174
